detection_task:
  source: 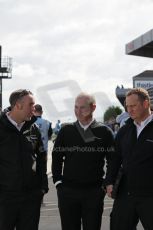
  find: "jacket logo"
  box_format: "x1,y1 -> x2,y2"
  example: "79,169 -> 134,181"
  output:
146,139 -> 153,143
23,130 -> 30,135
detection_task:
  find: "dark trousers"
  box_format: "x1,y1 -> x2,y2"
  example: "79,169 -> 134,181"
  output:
110,191 -> 139,230
0,190 -> 43,230
110,188 -> 153,230
57,186 -> 105,230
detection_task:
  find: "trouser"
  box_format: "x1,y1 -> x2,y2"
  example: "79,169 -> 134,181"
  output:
57,186 -> 105,230
0,190 -> 43,230
110,189 -> 153,230
110,197 -> 139,230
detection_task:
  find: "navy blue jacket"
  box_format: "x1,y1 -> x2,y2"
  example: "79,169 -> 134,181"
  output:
110,118 -> 153,196
0,112 -> 48,193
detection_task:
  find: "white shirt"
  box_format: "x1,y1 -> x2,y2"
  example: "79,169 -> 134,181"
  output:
134,114 -> 153,138
6,112 -> 25,131
79,118 -> 94,130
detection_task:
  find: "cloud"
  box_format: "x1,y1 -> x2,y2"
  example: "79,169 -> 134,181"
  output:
1,0 -> 153,123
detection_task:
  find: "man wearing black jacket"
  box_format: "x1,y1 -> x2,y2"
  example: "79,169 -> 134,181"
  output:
52,92 -> 114,230
0,89 -> 48,230
106,87 -> 153,230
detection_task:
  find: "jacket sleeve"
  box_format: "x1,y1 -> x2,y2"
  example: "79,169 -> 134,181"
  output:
52,127 -> 65,185
104,126 -> 115,186
35,125 -> 49,193
105,127 -> 123,186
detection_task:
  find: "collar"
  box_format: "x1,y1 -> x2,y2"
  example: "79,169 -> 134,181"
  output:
134,114 -> 153,137
6,112 -> 25,131
134,114 -> 153,128
79,118 -> 94,130
36,116 -> 41,118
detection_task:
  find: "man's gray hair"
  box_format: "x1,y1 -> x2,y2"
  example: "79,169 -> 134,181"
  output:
75,92 -> 96,105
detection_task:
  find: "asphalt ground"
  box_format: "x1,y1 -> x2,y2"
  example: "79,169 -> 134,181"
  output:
39,141 -> 143,230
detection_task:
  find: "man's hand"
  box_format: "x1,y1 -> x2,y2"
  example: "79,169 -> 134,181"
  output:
106,185 -> 113,198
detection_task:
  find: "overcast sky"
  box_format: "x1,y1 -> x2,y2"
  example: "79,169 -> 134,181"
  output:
1,0 -> 153,123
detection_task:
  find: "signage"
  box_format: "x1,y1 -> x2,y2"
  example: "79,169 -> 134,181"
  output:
133,80 -> 153,89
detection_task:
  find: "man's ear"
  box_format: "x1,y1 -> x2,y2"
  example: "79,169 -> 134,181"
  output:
16,101 -> 22,110
143,100 -> 150,109
92,103 -> 96,112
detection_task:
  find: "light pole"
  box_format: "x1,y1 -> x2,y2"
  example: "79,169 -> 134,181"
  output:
0,46 -> 12,109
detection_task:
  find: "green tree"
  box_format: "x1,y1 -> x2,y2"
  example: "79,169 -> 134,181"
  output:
103,106 -> 122,122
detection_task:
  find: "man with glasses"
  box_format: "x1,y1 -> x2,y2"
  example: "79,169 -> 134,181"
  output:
0,89 -> 48,230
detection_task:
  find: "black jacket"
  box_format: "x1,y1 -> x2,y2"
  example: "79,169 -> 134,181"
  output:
110,118 -> 153,196
52,120 -> 114,187
0,111 -> 48,193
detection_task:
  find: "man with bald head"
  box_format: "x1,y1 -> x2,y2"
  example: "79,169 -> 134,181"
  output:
52,92 -> 114,230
